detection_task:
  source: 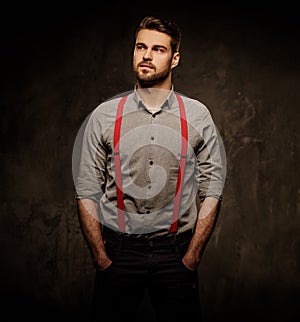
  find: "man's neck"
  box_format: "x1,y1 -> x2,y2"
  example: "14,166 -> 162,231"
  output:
136,82 -> 172,113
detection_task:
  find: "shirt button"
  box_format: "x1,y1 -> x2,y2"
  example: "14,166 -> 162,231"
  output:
152,114 -> 156,118
148,185 -> 151,189
151,136 -> 154,141
149,160 -> 153,165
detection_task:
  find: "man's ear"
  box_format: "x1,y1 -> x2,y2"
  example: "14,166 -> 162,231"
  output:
171,52 -> 180,69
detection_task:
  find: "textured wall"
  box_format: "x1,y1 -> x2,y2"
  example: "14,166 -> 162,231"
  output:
1,2 -> 299,321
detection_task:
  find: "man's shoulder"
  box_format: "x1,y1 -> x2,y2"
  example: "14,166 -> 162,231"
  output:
90,90 -> 134,116
175,92 -> 210,117
102,90 -> 134,104
98,90 -> 134,109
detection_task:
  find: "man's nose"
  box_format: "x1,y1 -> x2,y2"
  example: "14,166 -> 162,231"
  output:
143,48 -> 153,60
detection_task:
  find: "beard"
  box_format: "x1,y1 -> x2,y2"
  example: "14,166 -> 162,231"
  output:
134,61 -> 172,87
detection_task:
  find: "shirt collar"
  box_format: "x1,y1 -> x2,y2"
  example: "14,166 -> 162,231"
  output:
133,84 -> 176,110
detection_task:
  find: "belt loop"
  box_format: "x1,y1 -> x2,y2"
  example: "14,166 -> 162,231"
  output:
116,229 -> 123,242
169,233 -> 177,245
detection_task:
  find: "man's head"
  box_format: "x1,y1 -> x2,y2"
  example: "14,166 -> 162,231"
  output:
133,16 -> 181,88
135,16 -> 181,54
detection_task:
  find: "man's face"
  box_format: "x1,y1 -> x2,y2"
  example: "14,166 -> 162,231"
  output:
133,29 -> 179,87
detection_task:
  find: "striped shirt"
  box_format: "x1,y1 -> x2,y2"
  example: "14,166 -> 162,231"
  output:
74,86 -> 226,236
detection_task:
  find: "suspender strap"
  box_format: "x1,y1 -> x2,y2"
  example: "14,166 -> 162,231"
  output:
113,95 -> 128,232
113,93 -> 188,233
170,93 -> 188,233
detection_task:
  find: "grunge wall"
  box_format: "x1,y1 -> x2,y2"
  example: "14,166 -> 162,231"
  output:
1,2 -> 299,321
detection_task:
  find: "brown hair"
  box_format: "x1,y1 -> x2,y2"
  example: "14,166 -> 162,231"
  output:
135,16 -> 181,53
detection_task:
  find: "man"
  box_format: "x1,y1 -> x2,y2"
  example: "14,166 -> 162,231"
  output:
73,16 -> 226,322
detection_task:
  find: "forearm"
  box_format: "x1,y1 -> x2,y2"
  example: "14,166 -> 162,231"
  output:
183,196 -> 220,270
77,198 -> 111,270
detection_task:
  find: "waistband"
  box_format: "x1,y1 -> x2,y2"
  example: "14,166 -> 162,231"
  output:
102,225 -> 193,244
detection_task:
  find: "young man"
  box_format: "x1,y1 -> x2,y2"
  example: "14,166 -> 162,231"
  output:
74,16 -> 226,322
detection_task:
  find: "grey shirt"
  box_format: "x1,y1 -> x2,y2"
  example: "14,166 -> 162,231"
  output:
74,87 -> 226,236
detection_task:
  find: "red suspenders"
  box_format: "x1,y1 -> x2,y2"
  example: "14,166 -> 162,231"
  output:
113,96 -> 127,232
113,93 -> 188,233
170,94 -> 188,233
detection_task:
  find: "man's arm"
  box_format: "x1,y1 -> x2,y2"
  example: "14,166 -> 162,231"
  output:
77,198 -> 112,270
182,196 -> 220,271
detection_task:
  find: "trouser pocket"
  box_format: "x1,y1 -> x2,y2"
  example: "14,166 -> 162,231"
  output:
173,234 -> 192,269
102,229 -> 122,261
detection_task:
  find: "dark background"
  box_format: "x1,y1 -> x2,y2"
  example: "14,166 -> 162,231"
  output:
1,1 -> 299,321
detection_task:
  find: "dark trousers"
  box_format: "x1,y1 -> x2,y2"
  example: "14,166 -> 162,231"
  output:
91,228 -> 201,322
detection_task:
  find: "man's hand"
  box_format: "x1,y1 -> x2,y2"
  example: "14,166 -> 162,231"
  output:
77,198 -> 112,270
182,197 -> 221,271
182,250 -> 200,271
93,248 -> 112,271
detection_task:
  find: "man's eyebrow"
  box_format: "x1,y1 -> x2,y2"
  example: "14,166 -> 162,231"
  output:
153,45 -> 168,50
135,42 -> 168,50
135,42 -> 146,47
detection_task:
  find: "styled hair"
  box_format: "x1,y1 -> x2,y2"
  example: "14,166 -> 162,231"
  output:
135,16 -> 181,53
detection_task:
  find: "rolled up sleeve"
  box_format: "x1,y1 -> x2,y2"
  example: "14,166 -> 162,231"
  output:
196,112 -> 226,201
75,111 -> 106,202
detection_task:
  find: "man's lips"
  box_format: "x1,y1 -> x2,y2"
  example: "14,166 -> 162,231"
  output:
139,63 -> 154,69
